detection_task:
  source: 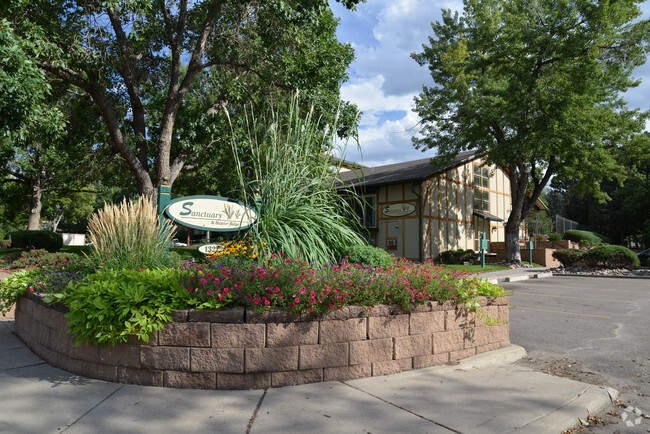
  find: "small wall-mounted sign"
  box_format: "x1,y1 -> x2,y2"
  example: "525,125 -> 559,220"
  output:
165,196 -> 257,232
382,203 -> 416,217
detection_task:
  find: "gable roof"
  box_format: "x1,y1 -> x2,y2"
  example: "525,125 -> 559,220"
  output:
338,150 -> 477,189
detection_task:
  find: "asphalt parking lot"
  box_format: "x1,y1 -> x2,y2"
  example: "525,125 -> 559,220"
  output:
503,276 -> 650,433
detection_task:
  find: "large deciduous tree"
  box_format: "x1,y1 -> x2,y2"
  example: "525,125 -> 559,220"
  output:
4,0 -> 361,200
412,0 -> 649,262
1,83 -> 102,230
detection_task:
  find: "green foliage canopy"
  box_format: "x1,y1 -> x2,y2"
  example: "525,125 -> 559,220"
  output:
412,0 -> 650,261
3,0 -> 362,199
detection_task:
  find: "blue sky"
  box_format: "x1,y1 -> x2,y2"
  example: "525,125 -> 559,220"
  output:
331,0 -> 650,167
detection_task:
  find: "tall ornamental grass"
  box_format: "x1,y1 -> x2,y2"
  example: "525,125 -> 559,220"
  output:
228,96 -> 366,266
87,196 -> 177,270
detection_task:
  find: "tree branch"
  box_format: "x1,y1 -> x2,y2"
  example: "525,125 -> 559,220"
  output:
107,8 -> 149,170
41,63 -> 92,92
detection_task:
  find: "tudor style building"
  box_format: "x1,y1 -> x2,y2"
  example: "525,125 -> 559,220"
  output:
339,151 -> 538,261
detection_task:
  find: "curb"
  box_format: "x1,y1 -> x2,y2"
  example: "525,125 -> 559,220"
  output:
455,344 -> 527,371
517,385 -> 618,433
552,273 -> 650,280
504,275 -> 529,282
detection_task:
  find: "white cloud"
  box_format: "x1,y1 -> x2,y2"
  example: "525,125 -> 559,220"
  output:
333,0 -> 461,166
341,75 -> 416,114
339,110 -> 436,167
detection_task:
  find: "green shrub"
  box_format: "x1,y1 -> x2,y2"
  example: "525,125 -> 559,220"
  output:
552,248 -> 584,267
440,249 -> 475,264
345,245 -> 394,267
87,196 -> 177,270
58,269 -> 188,345
0,240 -> 11,249
170,247 -> 206,262
583,245 -> 640,269
562,230 -> 609,247
0,269 -> 45,315
8,249 -> 93,270
547,232 -> 562,241
9,230 -> 63,252
60,245 -> 93,255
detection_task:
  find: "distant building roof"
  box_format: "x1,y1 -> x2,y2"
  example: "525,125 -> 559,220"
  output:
338,150 -> 477,189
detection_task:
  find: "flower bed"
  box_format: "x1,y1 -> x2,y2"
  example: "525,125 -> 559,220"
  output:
14,291 -> 509,390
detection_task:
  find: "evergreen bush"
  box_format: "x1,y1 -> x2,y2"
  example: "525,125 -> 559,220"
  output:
9,230 -> 63,252
562,230 -> 609,247
583,245 -> 640,269
440,249 -> 475,264
552,248 -> 584,267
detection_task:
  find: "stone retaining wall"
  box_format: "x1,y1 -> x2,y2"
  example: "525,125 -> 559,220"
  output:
14,294 -> 509,390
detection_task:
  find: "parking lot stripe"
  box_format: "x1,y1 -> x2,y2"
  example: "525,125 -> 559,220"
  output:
515,292 -> 632,303
512,306 -> 611,319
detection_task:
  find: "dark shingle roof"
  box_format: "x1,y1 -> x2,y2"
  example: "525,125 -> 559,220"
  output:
339,150 -> 477,189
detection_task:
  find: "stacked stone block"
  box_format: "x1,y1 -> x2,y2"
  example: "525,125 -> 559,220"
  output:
14,293 -> 509,390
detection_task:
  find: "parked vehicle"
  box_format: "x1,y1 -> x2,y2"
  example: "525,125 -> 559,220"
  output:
637,248 -> 650,267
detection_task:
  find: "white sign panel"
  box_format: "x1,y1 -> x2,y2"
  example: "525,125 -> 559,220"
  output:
382,203 -> 416,217
165,196 -> 257,232
198,244 -> 224,254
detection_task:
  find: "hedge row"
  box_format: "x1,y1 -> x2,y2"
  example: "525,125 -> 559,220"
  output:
553,245 -> 639,269
8,230 -> 63,253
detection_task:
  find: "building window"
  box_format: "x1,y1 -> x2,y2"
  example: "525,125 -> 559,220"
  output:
362,195 -> 376,228
473,165 -> 490,211
473,165 -> 489,188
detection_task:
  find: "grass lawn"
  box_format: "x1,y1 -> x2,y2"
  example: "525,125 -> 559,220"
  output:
441,264 -> 509,273
60,246 -> 92,255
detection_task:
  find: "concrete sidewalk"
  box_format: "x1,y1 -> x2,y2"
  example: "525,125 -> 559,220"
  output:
0,319 -> 615,434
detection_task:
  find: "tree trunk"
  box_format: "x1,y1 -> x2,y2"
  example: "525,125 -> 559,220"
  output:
505,223 -> 521,263
27,181 -> 43,230
50,211 -> 64,233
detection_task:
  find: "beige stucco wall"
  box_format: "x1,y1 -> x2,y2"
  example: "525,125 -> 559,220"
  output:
373,158 -> 513,261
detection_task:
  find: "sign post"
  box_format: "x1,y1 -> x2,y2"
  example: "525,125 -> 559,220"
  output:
158,182 -> 172,221
528,239 -> 534,266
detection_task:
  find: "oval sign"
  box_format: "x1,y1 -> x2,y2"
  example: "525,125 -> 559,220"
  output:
165,196 -> 257,232
198,244 -> 224,255
382,203 -> 416,217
